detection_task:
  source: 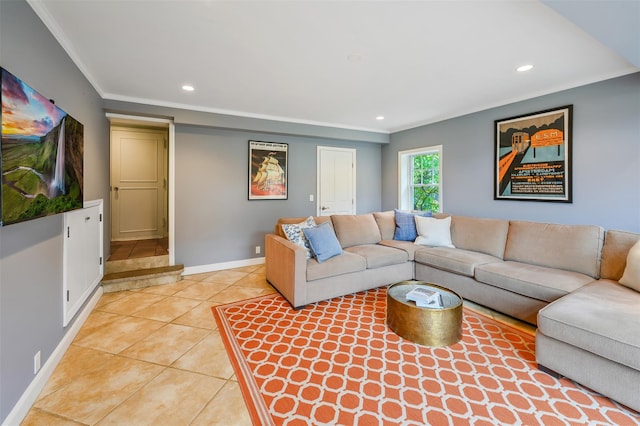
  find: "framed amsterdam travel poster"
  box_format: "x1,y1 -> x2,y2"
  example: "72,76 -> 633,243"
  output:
494,105 -> 572,203
248,140 -> 288,200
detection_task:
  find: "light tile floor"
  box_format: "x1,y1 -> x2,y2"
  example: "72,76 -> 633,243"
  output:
22,265 -> 274,426
21,268 -> 534,425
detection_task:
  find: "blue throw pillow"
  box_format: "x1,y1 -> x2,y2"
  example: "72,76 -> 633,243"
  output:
302,222 -> 343,263
393,209 -> 433,241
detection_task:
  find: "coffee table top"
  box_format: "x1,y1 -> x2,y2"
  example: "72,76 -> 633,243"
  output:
387,281 -> 462,310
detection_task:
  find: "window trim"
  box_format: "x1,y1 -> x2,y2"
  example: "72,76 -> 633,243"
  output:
397,145 -> 443,212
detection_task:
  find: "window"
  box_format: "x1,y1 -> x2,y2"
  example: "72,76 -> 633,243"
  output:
398,145 -> 442,212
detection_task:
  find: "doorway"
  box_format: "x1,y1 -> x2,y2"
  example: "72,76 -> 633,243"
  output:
317,146 -> 356,216
107,114 -> 174,264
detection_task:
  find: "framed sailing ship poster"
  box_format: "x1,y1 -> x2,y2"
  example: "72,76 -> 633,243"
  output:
249,140 -> 288,200
494,105 -> 572,203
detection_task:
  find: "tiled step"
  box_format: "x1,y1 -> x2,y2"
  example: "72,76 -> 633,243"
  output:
106,254 -> 169,274
101,264 -> 184,293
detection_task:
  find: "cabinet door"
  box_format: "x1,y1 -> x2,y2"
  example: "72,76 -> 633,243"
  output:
63,208 -> 88,326
63,200 -> 104,326
83,204 -> 103,290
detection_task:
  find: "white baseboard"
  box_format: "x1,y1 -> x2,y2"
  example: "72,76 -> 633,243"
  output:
183,257 -> 265,276
2,287 -> 104,426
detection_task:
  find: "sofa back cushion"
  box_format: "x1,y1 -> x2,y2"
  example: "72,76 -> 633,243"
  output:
450,216 -> 509,259
373,211 -> 395,240
504,220 -> 604,278
600,230 -> 640,281
275,216 -> 331,238
331,214 -> 382,248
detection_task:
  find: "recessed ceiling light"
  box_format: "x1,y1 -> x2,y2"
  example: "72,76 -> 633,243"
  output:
376,116 -> 385,120
182,85 -> 195,92
516,64 -> 534,72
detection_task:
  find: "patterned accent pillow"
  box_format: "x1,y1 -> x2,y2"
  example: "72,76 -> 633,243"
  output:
281,216 -> 316,259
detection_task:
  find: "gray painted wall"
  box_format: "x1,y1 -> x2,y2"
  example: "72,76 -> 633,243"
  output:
0,0 -> 110,422
382,73 -> 640,232
175,125 -> 382,267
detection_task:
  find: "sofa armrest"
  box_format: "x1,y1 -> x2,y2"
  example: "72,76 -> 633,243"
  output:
265,233 -> 308,308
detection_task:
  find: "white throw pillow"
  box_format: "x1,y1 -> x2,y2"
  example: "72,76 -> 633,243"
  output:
619,239 -> 640,292
414,216 -> 455,248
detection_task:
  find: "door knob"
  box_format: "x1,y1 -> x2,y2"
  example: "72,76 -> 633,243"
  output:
321,206 -> 328,210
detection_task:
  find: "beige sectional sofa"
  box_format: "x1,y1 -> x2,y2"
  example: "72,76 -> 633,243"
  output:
265,211 -> 640,412
266,212 -> 606,323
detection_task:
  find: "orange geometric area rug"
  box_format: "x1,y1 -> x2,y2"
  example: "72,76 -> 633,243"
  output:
212,287 -> 640,425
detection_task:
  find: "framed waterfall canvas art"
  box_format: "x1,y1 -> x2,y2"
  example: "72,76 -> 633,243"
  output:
1,67 -> 84,226
248,140 -> 288,200
494,105 -> 572,203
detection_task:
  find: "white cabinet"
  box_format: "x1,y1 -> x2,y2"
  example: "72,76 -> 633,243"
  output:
63,199 -> 104,326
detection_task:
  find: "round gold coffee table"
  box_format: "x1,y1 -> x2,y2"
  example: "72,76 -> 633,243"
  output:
387,280 -> 463,347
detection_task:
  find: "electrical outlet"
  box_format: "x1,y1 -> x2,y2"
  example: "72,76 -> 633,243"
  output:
309,194 -> 314,202
255,246 -> 261,254
34,351 -> 41,375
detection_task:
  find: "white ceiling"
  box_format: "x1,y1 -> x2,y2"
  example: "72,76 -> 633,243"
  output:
28,0 -> 639,134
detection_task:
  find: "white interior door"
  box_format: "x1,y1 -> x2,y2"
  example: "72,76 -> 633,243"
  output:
111,127 -> 167,241
317,146 -> 356,216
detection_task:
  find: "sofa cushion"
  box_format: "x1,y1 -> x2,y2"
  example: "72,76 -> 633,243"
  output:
537,280 -> 640,371
331,214 -> 381,248
619,240 -> 640,292
379,240 -> 423,261
414,216 -> 454,248
600,229 -> 640,281
281,216 -> 316,259
306,251 -> 367,282
303,222 -> 343,263
344,244 -> 409,269
373,211 -> 395,241
414,247 -> 501,277
393,209 -> 432,241
475,261 -> 594,303
451,216 -> 509,259
504,221 -> 604,278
